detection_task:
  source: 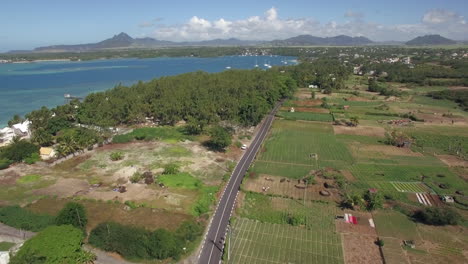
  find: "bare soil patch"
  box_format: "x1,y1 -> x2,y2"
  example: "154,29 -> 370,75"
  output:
336,210 -> 377,236
280,106 -> 329,113
347,96 -> 371,102
33,178 -> 89,197
340,170 -> 356,181
291,99 -> 322,107
449,86 -> 468,91
415,112 -> 466,125
0,171 -> 20,185
436,155 -> 468,167
360,145 -> 423,157
342,233 -> 384,264
294,88 -> 313,100
333,125 -> 386,138
243,174 -> 342,202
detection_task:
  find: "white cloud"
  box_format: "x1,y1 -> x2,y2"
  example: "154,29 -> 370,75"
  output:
147,8 -> 468,41
422,9 -> 463,24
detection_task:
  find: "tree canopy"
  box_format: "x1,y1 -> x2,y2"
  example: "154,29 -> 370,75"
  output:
10,225 -> 95,264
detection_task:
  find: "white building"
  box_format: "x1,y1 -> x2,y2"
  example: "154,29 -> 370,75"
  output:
12,120 -> 31,137
0,127 -> 15,145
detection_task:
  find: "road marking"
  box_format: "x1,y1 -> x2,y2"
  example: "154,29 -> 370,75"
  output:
207,116 -> 271,263
201,104 -> 280,264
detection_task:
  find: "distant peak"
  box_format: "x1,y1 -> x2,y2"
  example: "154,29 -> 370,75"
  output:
112,32 -> 133,40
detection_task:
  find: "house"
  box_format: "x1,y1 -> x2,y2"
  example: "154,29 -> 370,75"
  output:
441,196 -> 454,203
12,120 -> 31,137
40,147 -> 56,160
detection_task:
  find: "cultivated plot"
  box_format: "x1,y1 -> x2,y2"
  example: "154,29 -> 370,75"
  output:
227,217 -> 343,264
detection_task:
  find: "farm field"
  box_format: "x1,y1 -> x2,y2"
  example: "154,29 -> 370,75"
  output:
230,191 -> 344,264
374,210 -> 468,264
237,80 -> 468,264
252,119 -> 354,179
227,217 -> 343,264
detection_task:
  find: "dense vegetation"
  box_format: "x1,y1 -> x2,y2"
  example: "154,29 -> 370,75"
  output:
427,89 -> 468,111
0,206 -> 55,232
10,225 -> 95,264
415,207 -> 461,226
55,202 -> 88,232
89,221 -> 203,261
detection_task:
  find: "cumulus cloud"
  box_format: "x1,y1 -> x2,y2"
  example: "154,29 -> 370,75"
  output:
422,9 -> 465,24
147,7 -> 468,41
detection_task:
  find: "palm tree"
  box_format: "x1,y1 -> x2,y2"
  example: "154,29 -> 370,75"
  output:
57,135 -> 78,157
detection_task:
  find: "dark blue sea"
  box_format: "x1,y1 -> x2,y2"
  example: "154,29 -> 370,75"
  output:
0,55 -> 296,127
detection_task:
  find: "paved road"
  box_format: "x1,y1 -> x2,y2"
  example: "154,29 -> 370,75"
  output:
198,102 -> 282,264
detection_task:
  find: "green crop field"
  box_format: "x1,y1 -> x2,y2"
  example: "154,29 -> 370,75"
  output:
278,111 -> 334,122
374,210 -> 419,241
227,218 -> 343,264
391,182 -> 430,193
231,191 -> 344,264
254,120 -> 353,178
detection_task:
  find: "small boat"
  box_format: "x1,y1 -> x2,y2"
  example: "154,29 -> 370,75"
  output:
225,66 -> 231,69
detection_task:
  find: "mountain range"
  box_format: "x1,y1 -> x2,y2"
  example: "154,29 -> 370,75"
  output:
405,34 -> 457,46
7,33 -> 461,53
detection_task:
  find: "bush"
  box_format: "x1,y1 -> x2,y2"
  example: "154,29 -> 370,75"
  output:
130,172 -> 142,183
89,222 -> 185,261
0,140 -> 39,162
163,163 -> 180,175
207,126 -> 232,151
10,225 -> 95,264
415,207 -> 461,226
110,151 -> 124,161
55,202 -> 87,232
24,153 -> 41,165
0,158 -> 12,170
0,206 -> 55,231
376,239 -> 385,247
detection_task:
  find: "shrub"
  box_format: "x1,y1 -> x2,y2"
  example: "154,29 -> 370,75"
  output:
89,222 -> 186,261
110,151 -> 124,161
55,202 -> 87,232
415,207 -> 461,226
130,172 -> 142,183
163,163 -> 180,175
376,239 -> 385,247
0,206 -> 55,231
10,225 -> 95,264
0,158 -> 12,170
208,126 -> 232,151
24,153 -> 41,165
0,140 -> 39,162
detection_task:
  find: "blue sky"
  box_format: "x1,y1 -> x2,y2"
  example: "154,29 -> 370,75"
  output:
1,0 -> 467,51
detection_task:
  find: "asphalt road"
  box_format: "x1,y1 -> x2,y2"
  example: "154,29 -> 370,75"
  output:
198,102 -> 282,264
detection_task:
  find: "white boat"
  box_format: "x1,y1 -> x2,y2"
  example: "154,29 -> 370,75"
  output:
225,66 -> 231,69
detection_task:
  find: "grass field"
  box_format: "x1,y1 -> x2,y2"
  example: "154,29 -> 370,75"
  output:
277,111 -> 334,122
0,241 -> 15,251
227,217 -> 343,264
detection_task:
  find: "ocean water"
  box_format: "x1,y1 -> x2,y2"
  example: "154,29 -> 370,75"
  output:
0,55 -> 296,127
